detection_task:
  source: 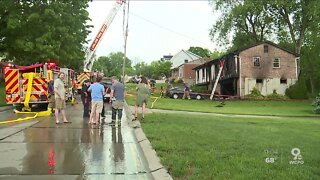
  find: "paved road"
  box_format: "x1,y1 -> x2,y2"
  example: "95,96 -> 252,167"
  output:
0,102 -> 153,180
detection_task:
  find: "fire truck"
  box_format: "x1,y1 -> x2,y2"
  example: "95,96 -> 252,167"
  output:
76,0 -> 125,92
4,62 -> 74,111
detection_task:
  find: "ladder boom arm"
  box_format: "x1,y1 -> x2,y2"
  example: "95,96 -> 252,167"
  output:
84,0 -> 125,72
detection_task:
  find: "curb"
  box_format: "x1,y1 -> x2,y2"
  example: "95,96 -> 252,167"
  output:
124,102 -> 173,180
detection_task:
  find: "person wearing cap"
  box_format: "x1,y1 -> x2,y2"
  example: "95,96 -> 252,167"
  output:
81,79 -> 91,118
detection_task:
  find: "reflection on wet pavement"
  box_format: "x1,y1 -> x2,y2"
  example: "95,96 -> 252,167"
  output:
0,103 -> 152,179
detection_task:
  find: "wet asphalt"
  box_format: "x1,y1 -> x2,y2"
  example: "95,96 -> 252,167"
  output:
0,103 -> 153,180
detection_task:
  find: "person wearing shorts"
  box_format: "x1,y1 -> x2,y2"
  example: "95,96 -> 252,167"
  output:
134,76 -> 150,121
88,76 -> 105,124
54,72 -> 70,124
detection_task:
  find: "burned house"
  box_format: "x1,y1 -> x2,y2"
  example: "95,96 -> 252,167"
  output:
194,41 -> 300,96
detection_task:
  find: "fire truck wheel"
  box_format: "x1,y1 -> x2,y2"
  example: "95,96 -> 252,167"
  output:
14,104 -> 23,111
38,103 -> 49,111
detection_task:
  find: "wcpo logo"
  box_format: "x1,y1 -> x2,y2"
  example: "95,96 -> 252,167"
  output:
289,148 -> 304,165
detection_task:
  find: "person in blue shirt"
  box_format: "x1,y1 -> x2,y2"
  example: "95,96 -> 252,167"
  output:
88,76 -> 105,124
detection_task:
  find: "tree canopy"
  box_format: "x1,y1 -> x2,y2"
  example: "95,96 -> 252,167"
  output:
92,52 -> 133,78
134,60 -> 172,79
0,0 -> 91,70
188,46 -> 211,58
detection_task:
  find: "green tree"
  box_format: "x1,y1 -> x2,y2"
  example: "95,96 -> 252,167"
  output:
134,62 -> 151,78
209,0 -> 273,49
313,93 -> 320,114
92,52 -> 133,78
300,26 -> 320,96
266,0 -> 320,54
0,0 -> 91,70
188,46 -> 210,58
150,60 -> 172,79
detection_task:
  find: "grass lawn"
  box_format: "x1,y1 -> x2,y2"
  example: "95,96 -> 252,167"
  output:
141,113 -> 320,179
126,95 -> 318,117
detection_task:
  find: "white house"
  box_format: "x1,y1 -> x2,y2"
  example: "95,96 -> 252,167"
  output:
170,50 -> 202,69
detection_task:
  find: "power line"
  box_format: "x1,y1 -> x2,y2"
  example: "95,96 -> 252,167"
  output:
128,10 -> 212,48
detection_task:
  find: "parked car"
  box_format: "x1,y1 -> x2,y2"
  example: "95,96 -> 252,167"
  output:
128,77 -> 139,84
165,87 -> 209,100
100,77 -> 112,101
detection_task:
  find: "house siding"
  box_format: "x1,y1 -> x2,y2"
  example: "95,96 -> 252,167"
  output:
170,50 -> 201,69
239,44 -> 298,96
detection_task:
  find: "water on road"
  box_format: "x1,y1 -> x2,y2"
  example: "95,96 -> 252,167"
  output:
0,103 -> 153,180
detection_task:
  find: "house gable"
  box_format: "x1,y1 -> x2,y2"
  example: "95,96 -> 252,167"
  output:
239,43 -> 298,80
170,50 -> 202,69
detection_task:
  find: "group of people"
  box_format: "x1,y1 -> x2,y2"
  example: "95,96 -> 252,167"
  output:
50,73 -> 151,125
81,76 -> 125,125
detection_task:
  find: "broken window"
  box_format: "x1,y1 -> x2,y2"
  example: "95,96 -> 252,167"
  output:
256,79 -> 263,83
253,57 -> 260,67
280,79 -> 287,84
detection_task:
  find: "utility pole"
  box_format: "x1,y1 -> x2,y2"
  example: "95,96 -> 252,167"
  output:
122,0 -> 129,83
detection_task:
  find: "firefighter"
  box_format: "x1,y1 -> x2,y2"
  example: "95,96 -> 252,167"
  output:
81,79 -> 91,118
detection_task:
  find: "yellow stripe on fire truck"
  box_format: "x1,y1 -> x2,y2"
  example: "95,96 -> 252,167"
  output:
5,69 -> 20,103
77,72 -> 90,83
22,78 -> 48,102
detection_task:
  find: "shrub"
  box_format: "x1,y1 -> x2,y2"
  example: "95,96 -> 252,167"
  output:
245,87 -> 264,100
266,89 -> 288,100
190,85 -> 209,93
285,80 -> 308,99
312,93 -> 320,114
174,78 -> 184,84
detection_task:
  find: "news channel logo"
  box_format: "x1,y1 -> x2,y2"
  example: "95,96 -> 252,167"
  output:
289,147 -> 304,165
265,147 -> 304,165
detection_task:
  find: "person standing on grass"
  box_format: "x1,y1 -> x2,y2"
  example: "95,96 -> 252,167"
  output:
81,79 -> 91,118
133,76 -> 150,121
182,82 -> 191,99
159,85 -> 164,98
88,76 -> 105,125
109,76 -> 125,125
54,72 -> 70,124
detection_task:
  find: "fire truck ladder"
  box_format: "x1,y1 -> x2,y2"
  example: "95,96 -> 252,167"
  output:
84,0 -> 126,72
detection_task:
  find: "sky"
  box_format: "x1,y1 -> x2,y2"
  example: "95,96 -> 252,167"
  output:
86,0 -> 218,65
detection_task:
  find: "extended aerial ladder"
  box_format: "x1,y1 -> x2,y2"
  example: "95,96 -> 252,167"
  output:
83,0 -> 126,72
